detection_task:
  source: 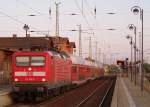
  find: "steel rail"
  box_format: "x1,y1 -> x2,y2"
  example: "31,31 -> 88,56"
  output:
76,80 -> 109,107
99,80 -> 114,107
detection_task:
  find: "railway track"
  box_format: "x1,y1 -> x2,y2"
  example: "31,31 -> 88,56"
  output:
76,77 -> 116,107
76,80 -> 109,107
99,78 -> 116,107
8,76 -> 116,107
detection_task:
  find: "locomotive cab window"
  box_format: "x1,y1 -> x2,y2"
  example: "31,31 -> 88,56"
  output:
16,56 -> 45,66
16,56 -> 30,66
31,56 -> 45,66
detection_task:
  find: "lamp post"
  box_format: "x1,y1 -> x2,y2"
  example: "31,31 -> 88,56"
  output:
126,35 -> 133,81
128,24 -> 137,85
23,24 -> 29,37
131,6 -> 144,91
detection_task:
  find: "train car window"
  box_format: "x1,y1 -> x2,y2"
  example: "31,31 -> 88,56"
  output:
62,54 -> 67,59
61,53 -> 70,58
31,56 -> 45,66
16,56 -> 30,66
59,53 -> 64,59
72,66 -> 77,73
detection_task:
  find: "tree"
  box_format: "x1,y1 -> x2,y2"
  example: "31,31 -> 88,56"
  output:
143,63 -> 150,73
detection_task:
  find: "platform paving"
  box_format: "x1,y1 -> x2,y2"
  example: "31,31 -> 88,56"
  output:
0,85 -> 13,107
111,77 -> 150,107
0,85 -> 12,95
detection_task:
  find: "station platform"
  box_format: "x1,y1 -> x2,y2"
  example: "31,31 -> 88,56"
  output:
0,85 -> 12,95
0,85 -> 12,107
111,77 -> 150,107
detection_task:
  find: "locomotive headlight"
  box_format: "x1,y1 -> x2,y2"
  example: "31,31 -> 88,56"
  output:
42,78 -> 46,82
14,78 -> 18,82
28,67 -> 32,71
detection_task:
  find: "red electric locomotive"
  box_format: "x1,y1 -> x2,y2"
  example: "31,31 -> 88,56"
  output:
12,51 -> 72,100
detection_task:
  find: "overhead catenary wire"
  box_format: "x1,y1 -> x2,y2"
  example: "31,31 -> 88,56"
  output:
0,9 -> 24,25
84,0 -> 96,19
0,8 -> 47,36
16,0 -> 44,15
74,0 -> 94,31
74,0 -> 116,60
85,0 -> 107,54
73,0 -> 97,59
79,0 -> 109,50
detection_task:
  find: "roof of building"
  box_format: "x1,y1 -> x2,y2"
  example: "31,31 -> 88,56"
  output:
0,37 -> 54,49
51,36 -> 70,44
0,35 -> 76,54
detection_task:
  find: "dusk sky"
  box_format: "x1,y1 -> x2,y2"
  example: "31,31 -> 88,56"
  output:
0,0 -> 150,63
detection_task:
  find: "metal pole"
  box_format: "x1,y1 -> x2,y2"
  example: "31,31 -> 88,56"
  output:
103,54 -> 105,65
23,24 -> 29,37
139,33 -> 142,81
82,0 -> 83,15
25,30 -> 27,37
89,36 -> 92,59
95,41 -> 98,61
134,27 -> 137,85
78,25 -> 82,57
98,48 -> 101,63
141,9 -> 144,91
55,2 -> 60,37
131,37 -> 133,81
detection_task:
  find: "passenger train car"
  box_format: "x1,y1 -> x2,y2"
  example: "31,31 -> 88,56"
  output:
70,54 -> 103,84
12,51 -> 104,100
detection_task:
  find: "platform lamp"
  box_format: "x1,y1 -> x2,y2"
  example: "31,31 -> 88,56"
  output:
131,6 -> 144,91
23,24 -> 29,37
128,24 -> 137,85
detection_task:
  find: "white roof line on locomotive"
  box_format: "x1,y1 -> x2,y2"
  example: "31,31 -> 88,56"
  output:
47,51 -> 68,59
47,51 -> 53,56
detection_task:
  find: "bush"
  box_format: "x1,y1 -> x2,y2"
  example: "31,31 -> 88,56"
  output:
143,63 -> 150,73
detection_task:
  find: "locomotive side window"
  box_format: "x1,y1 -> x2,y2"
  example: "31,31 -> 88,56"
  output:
16,56 -> 30,66
31,56 -> 45,66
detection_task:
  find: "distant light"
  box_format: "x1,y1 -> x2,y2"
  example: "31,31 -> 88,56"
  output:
107,12 -> 116,14
107,28 -> 116,30
129,26 -> 134,30
69,30 -> 78,31
131,6 -> 141,15
126,35 -> 131,39
23,24 -> 29,31
29,30 -> 35,32
28,14 -> 36,16
133,8 -> 139,15
128,24 -> 135,30
69,13 -> 78,15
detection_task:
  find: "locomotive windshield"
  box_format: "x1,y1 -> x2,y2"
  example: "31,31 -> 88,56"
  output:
16,56 -> 30,66
31,56 -> 45,66
16,56 -> 45,66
